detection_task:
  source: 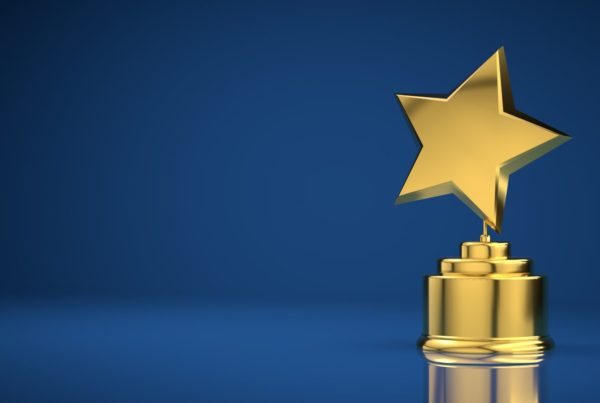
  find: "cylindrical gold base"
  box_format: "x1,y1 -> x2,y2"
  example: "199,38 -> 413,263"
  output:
421,241 -> 551,358
420,336 -> 551,363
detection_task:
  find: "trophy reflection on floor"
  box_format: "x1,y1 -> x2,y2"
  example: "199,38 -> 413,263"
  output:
425,352 -> 542,403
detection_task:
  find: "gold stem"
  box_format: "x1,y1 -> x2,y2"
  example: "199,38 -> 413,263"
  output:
480,221 -> 491,243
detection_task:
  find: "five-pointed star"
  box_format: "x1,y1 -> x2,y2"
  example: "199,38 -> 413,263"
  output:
395,47 -> 570,232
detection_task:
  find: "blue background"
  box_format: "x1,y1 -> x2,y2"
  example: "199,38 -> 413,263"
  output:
0,1 -> 597,402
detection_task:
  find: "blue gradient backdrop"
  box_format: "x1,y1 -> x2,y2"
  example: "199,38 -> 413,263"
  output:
0,1 -> 598,402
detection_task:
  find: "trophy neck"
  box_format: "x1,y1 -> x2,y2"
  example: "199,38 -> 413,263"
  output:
461,241 -> 509,259
440,241 -> 530,277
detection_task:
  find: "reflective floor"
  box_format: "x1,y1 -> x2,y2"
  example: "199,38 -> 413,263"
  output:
1,302 -> 596,402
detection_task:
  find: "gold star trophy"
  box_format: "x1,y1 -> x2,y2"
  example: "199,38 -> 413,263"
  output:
396,48 -> 570,361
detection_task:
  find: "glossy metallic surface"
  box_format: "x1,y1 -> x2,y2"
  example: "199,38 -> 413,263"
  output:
395,48 -> 570,231
421,241 -> 550,356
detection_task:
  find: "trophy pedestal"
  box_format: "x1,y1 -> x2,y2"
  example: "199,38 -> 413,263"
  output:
420,241 -> 552,360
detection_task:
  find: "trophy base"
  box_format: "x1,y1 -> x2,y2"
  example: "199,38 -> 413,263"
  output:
419,335 -> 552,365
421,240 -> 551,363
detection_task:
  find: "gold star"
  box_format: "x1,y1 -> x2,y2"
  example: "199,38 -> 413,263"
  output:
395,47 -> 570,232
